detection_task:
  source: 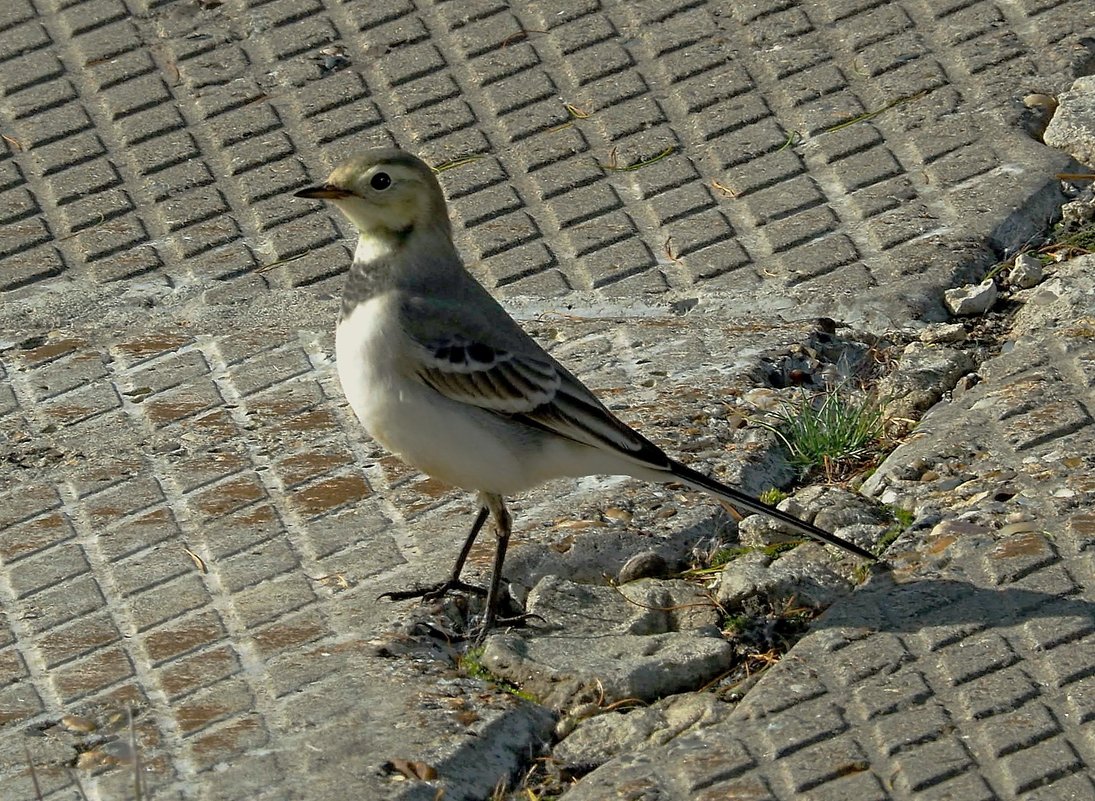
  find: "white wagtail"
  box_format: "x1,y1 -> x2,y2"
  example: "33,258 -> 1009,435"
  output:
295,148 -> 876,638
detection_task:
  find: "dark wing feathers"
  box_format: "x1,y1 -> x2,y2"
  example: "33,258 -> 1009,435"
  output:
413,334 -> 669,466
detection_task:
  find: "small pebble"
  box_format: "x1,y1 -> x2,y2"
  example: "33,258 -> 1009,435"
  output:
919,323 -> 967,344
1008,254 -> 1044,289
617,551 -> 668,583
944,279 -> 997,315
603,507 -> 633,523
61,714 -> 97,734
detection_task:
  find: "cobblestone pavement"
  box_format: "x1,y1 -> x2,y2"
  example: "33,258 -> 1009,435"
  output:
1,1 -> 1093,800
564,256 -> 1095,799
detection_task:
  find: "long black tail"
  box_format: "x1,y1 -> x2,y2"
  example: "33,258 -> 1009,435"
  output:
669,460 -> 878,561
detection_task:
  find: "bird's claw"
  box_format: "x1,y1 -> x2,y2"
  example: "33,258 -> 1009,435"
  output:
378,579 -> 487,603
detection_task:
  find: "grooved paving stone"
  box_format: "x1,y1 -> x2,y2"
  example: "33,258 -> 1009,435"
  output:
2,1 -> 1095,799
565,257 -> 1095,799
0,0 -> 1083,312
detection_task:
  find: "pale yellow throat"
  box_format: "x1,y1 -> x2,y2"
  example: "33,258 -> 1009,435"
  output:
354,233 -> 396,264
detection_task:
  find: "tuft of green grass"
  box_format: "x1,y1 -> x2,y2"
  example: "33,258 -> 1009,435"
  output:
888,505 -> 915,530
722,614 -> 750,634
852,504 -> 915,581
852,562 -> 873,584
684,542 -> 797,578
759,390 -> 885,479
460,646 -> 494,682
872,504 -> 915,557
1040,215 -> 1095,261
709,546 -> 752,568
759,487 -> 788,506
459,647 -> 537,702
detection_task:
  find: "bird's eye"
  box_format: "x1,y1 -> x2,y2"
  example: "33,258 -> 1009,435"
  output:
370,172 -> 392,190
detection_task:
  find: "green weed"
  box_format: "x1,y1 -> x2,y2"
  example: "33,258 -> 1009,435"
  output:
759,390 -> 886,480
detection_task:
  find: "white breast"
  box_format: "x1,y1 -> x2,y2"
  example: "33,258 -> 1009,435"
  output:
335,295 -> 400,438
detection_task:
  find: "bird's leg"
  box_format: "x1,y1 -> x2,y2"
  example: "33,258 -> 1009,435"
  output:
475,493 -> 512,643
379,504 -> 489,601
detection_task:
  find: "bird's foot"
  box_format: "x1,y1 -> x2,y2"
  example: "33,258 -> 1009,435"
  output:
378,579 -> 487,603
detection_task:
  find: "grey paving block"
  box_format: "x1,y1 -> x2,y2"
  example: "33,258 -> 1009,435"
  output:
2,1 -> 1095,799
565,259 -> 1095,798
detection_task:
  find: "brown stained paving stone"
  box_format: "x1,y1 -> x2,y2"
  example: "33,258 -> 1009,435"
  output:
36,613 -> 121,669
13,338 -> 87,367
230,503 -> 279,529
190,473 -> 267,519
10,543 -> 90,599
1068,512 -> 1095,543
172,451 -> 248,494
0,511 -> 73,561
267,406 -> 341,436
244,376 -> 327,412
189,715 -> 267,770
0,483 -> 61,528
98,507 -> 178,562
128,351 -> 211,397
52,645 -> 134,704
376,454 -> 420,486
76,684 -> 149,726
142,387 -> 221,427
28,352 -> 110,401
113,334 -> 194,364
393,476 -> 463,520
275,449 -> 354,487
0,684 -> 42,727
143,610 -> 226,665
217,537 -> 300,592
291,473 -> 370,516
250,609 -> 330,660
158,645 -> 240,700
263,648 -> 343,698
0,649 -> 27,686
20,574 -> 107,636
412,475 -> 459,500
128,575 -> 211,633
397,495 -> 457,522
113,547 -> 194,598
197,505 -> 288,562
189,408 -> 240,442
1067,472 -> 1095,495
989,532 -> 1054,560
66,458 -> 144,497
40,389 -> 121,427
83,476 -> 164,521
233,574 -> 316,629
175,684 -> 253,737
226,349 -> 315,398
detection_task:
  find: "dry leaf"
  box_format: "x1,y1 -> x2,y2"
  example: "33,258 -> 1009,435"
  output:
385,758 -> 438,782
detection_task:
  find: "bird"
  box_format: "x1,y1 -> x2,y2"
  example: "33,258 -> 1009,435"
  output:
294,148 -> 877,640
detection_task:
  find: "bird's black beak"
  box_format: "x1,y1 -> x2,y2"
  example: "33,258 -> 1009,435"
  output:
294,184 -> 353,200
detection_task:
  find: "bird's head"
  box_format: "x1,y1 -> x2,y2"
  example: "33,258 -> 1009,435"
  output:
295,148 -> 451,256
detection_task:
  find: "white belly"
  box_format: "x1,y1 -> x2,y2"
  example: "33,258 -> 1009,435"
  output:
336,297 -> 594,495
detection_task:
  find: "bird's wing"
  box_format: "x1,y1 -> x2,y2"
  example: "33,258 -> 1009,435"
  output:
413,333 -> 558,413
400,296 -> 668,464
